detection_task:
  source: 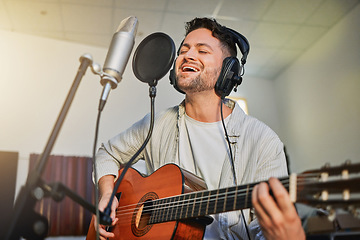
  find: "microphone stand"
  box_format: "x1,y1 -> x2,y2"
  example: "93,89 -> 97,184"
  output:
4,54 -> 110,240
101,80 -> 157,224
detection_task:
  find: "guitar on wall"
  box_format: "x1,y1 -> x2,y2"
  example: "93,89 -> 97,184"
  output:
87,161 -> 360,240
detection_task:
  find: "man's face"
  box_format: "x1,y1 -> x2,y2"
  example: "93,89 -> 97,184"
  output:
175,28 -> 225,94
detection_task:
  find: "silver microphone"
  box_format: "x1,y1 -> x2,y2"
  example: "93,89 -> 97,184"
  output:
99,16 -> 138,111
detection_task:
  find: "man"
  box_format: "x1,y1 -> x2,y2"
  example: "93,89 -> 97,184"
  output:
94,17 -> 305,239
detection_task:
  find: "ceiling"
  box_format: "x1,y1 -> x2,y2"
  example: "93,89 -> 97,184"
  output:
0,0 -> 359,80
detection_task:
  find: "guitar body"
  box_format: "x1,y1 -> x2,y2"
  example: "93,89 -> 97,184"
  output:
87,164 -> 209,240
87,161 -> 360,239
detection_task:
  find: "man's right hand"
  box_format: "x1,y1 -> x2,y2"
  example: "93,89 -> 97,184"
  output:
94,175 -> 119,240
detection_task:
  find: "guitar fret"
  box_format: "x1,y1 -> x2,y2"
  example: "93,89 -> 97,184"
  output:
198,191 -> 204,216
178,194 -> 185,220
233,185 -> 238,210
170,197 -> 177,221
225,186 -> 236,212
185,193 -> 197,218
164,197 -> 170,222
155,199 -> 163,223
169,195 -> 178,221
148,202 -> 154,224
247,186 -> 252,208
214,189 -> 219,213
183,194 -> 191,219
191,192 -> 202,218
223,188 -> 228,212
235,190 -> 243,210
176,195 -> 184,220
244,184 -> 250,209
216,188 -> 228,213
191,193 -> 196,217
204,190 -> 211,215
149,199 -> 160,224
206,189 -> 217,215
159,198 -> 166,223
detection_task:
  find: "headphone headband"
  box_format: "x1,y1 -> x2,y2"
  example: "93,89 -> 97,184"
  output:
225,27 -> 250,65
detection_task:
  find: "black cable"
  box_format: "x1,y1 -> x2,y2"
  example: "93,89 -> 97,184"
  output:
220,99 -> 237,183
92,109 -> 102,240
92,85 -> 156,239
220,99 -> 252,240
101,85 -> 156,227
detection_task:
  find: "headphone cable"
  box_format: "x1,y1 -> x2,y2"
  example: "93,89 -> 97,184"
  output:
220,99 -> 252,240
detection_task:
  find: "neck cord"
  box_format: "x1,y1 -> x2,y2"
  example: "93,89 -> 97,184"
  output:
220,99 -> 252,240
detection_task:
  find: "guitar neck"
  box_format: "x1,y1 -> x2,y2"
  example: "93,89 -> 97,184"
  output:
148,177 -> 289,224
148,162 -> 360,225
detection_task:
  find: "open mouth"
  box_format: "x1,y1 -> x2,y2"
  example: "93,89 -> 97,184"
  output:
181,65 -> 200,73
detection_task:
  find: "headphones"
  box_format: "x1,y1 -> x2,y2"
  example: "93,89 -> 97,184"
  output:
169,27 -> 250,99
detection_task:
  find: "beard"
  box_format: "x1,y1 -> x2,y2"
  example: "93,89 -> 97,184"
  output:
176,66 -> 221,93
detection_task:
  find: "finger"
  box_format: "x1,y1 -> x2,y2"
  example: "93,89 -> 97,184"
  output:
256,182 -> 285,223
112,217 -> 119,226
252,184 -> 276,236
93,215 -> 115,239
111,199 -> 119,220
99,225 -> 115,239
268,177 -> 297,215
252,183 -> 272,225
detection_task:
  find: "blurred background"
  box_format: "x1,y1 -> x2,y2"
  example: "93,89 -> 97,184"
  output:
0,0 -> 359,239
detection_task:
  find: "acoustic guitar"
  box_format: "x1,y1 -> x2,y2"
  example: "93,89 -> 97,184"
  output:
87,162 -> 360,239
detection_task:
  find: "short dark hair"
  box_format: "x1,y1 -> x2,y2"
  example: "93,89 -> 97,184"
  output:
184,17 -> 237,57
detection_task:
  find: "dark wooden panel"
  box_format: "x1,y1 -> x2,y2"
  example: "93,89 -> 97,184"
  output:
29,154 -> 94,236
0,151 -> 18,238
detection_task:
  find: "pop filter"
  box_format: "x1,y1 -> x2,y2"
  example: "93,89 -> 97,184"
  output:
132,32 -> 175,85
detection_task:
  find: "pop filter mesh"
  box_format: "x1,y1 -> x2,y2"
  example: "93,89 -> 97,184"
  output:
132,32 -> 175,84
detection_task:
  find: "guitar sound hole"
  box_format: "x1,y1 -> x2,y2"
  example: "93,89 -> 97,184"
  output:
137,200 -> 153,229
131,192 -> 158,237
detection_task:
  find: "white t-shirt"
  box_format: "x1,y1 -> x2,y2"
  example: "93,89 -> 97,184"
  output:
179,113 -> 233,239
179,113 -> 231,189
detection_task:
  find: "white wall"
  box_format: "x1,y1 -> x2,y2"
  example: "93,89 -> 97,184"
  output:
274,4 -> 360,173
232,75 -> 281,133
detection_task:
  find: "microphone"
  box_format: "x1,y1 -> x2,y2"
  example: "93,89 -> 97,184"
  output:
99,16 -> 138,111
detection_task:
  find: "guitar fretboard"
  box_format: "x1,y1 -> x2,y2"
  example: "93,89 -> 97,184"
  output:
148,180 -> 287,224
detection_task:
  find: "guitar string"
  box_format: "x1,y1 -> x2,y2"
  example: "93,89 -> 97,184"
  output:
113,172 -> 320,215
113,171 -> 323,215
112,185 -> 284,224
112,172 -> 360,225
112,176 -> 360,227
112,188 -> 262,225
111,174 -> 326,224
112,183 -> 306,226
113,179 -> 343,224
112,172 -> 331,221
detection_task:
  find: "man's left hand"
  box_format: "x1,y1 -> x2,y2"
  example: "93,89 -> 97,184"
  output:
252,177 -> 305,240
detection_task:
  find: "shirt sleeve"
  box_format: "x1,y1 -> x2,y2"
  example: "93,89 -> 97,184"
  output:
94,113 -> 151,183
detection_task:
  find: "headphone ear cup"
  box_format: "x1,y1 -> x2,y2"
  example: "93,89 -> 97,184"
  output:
215,57 -> 242,98
169,59 -> 185,94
